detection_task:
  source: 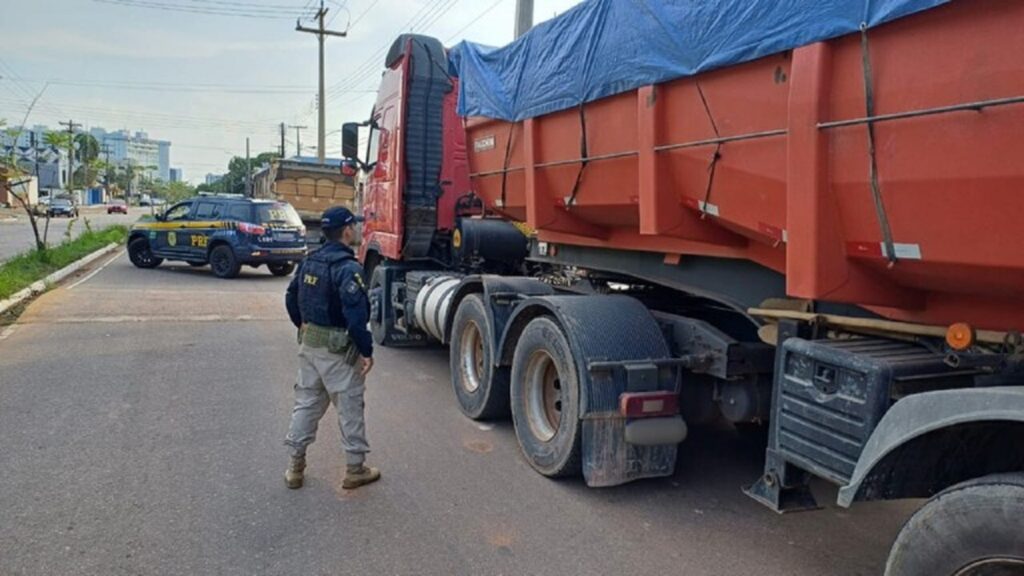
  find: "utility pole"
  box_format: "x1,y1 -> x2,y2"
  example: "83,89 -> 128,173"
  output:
280,122 -> 287,158
101,144 -> 113,200
59,119 -> 81,193
30,130 -> 39,178
289,125 -> 307,157
514,0 -> 534,38
245,137 -> 252,197
296,0 -> 346,164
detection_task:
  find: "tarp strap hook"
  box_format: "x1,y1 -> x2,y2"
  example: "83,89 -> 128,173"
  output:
565,102 -> 589,210
696,83 -> 721,220
860,23 -> 898,266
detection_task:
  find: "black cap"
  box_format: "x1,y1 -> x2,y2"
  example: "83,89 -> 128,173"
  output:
320,206 -> 363,230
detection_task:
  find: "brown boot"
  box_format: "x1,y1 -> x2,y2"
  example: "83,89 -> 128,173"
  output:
342,464 -> 381,489
285,455 -> 306,489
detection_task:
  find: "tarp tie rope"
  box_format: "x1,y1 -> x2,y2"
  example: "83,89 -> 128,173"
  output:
860,23 -> 898,266
500,125 -> 514,208
696,83 -> 722,220
565,102 -> 589,210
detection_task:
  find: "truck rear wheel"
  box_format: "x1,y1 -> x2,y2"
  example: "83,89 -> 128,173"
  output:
885,472 -> 1024,576
510,316 -> 582,478
450,295 -> 510,420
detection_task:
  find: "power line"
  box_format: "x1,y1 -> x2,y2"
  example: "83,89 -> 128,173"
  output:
322,0 -> 459,106
89,0 -> 318,19
22,79 -> 327,95
321,0 -> 446,101
445,0 -> 504,43
0,97 -> 277,129
348,0 -> 379,29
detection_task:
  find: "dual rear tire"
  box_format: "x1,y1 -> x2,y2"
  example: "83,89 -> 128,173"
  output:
886,472 -> 1024,576
449,297 -> 581,477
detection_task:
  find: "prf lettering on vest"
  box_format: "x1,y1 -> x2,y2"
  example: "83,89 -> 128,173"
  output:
303,274 -> 319,286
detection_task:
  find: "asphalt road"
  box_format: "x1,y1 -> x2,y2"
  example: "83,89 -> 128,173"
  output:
0,253 -> 919,576
0,207 -> 146,262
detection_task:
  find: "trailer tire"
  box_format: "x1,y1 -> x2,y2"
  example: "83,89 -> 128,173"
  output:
885,472 -> 1024,576
510,316 -> 582,478
450,295 -> 510,420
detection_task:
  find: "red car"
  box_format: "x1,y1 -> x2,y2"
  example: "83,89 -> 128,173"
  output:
107,200 -> 128,214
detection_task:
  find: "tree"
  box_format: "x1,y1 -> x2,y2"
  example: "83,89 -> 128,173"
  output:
43,130 -> 70,150
71,133 -> 101,188
221,151 -> 279,195
150,180 -> 195,204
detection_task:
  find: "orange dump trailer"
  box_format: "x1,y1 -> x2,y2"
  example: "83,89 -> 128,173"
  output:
344,2 -> 1024,573
465,0 -> 1024,332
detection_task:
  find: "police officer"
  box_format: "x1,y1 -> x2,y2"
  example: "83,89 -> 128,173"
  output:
283,206 -> 379,490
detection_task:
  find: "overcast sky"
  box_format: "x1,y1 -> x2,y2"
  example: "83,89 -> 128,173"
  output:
0,0 -> 581,182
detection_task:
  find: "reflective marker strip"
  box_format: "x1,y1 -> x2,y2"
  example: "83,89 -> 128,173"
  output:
847,241 -> 923,260
684,197 -> 719,216
758,222 -> 788,244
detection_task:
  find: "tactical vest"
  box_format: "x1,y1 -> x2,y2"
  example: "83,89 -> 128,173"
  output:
297,248 -> 354,328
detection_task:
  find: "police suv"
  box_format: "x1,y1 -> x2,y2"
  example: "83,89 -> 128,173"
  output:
127,195 -> 307,279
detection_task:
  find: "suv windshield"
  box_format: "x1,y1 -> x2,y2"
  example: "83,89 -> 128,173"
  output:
53,199 -> 71,206
256,203 -> 302,227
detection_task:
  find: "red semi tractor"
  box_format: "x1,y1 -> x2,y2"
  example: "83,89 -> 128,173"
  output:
340,1 -> 1024,573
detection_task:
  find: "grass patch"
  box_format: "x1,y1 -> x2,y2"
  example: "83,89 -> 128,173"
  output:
0,225 -> 128,300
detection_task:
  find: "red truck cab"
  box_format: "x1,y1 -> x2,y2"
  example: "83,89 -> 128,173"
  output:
348,35 -> 468,272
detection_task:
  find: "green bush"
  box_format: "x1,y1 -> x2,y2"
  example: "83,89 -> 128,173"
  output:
0,225 -> 128,300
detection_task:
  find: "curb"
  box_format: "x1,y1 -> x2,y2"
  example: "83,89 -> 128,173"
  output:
0,242 -> 120,315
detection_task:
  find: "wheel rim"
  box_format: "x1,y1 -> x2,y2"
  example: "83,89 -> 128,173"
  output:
524,349 -> 563,442
133,243 -> 154,265
211,251 -> 228,275
954,557 -> 1024,576
459,320 -> 485,393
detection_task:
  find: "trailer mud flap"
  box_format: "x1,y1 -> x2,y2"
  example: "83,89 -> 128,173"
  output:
582,417 -> 678,487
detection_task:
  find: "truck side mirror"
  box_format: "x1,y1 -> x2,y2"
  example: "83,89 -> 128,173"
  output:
342,122 -> 360,161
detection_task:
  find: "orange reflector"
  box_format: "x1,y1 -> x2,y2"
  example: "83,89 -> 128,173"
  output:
946,322 -> 975,351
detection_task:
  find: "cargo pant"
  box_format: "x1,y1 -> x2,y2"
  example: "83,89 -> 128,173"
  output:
284,342 -> 369,466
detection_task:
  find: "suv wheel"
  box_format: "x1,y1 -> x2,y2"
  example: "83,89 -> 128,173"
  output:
128,237 -> 163,269
209,245 -> 241,279
268,262 -> 295,276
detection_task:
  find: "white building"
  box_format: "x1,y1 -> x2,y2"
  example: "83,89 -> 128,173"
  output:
0,125 -> 70,190
91,128 -> 172,181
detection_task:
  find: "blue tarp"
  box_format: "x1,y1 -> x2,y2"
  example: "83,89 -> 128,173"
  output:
449,0 -> 949,121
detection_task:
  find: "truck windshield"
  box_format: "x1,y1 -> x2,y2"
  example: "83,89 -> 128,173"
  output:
257,203 -> 302,226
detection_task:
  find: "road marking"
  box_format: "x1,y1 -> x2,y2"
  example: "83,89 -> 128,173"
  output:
68,249 -> 124,290
34,314 -> 284,324
0,325 -> 17,341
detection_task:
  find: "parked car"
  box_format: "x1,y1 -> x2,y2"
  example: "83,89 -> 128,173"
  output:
48,198 -> 79,218
107,200 -> 128,214
127,196 -> 307,279
33,197 -> 50,216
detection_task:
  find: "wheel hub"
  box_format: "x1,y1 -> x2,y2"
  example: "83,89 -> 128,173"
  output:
525,350 -> 562,442
459,321 -> 484,393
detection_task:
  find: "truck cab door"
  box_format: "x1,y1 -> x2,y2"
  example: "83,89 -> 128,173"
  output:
361,69 -> 404,260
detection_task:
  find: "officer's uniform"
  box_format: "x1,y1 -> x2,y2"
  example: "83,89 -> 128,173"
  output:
283,210 -> 374,472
